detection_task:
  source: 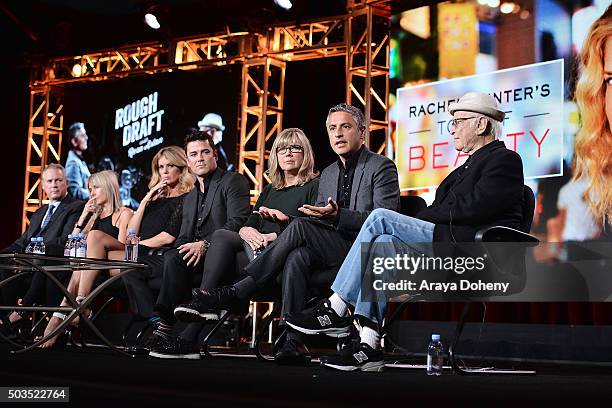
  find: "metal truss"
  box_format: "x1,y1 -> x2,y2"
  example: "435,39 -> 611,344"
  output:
346,1 -> 391,155
22,85 -> 64,230
33,42 -> 169,86
237,57 -> 286,200
23,1 -> 392,228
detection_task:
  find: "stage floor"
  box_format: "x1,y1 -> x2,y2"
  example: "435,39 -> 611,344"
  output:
1,345 -> 611,407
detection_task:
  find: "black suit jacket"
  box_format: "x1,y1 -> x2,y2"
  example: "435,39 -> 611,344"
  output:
417,140 -> 524,242
317,146 -> 400,238
2,195 -> 84,255
174,167 -> 250,247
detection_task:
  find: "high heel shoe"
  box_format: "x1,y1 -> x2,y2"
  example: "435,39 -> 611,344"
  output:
0,312 -> 31,341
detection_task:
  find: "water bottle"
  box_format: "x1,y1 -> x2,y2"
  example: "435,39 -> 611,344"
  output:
76,233 -> 87,258
64,234 -> 74,257
124,228 -> 139,262
427,334 -> 444,376
25,237 -> 37,254
34,237 -> 45,255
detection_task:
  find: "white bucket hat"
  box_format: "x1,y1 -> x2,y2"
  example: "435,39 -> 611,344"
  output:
449,91 -> 505,122
197,113 -> 225,131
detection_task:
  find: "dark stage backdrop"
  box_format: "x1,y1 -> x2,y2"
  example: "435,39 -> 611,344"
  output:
62,67 -> 241,204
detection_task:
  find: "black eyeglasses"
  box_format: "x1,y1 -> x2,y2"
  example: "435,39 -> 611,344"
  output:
277,145 -> 304,155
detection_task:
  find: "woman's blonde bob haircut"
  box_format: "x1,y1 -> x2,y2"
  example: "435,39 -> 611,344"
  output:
267,128 -> 318,189
149,145 -> 194,196
574,5 -> 612,225
88,170 -> 122,214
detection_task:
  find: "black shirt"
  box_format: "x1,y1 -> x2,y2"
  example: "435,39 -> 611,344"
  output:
139,194 -> 186,240
194,170 -> 214,240
336,145 -> 364,209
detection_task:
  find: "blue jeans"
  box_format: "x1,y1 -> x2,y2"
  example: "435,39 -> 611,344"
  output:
331,208 -> 435,325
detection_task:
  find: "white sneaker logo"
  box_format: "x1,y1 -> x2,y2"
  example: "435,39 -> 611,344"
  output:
317,315 -> 332,327
353,351 -> 368,363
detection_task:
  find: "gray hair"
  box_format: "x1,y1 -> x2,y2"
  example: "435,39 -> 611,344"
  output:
487,116 -> 502,139
68,122 -> 85,140
42,163 -> 66,178
326,103 -> 366,130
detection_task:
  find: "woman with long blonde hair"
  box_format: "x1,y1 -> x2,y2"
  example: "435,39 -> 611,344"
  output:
40,147 -> 194,347
574,5 -> 612,227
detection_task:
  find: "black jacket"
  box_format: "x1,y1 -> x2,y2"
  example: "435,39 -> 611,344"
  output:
2,195 -> 84,255
417,140 -> 524,242
174,167 -> 250,247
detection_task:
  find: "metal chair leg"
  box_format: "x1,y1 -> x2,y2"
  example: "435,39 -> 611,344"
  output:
449,303 -> 535,376
201,310 -> 231,358
254,301 -> 281,362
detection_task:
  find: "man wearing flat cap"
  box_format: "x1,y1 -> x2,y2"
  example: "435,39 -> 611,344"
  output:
283,91 -> 525,372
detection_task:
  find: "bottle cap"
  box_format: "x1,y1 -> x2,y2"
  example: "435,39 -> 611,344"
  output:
38,237 -> 44,242
128,228 -> 136,235
31,237 -> 37,242
431,334 -> 441,341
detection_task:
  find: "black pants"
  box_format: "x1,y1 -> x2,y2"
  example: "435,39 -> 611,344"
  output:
121,253 -> 165,319
244,218 -> 353,322
154,248 -> 204,322
180,229 -> 250,342
0,268 -> 70,308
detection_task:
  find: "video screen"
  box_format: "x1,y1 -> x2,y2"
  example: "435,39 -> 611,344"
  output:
62,66 -> 241,206
389,0 -> 610,245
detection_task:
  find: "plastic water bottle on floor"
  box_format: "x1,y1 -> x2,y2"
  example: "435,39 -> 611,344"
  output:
124,228 -> 139,262
427,334 -> 444,376
76,233 -> 87,258
25,237 -> 37,254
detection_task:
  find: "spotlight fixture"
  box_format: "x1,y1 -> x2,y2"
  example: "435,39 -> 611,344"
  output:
144,4 -> 162,30
72,64 -> 82,77
273,0 -> 293,11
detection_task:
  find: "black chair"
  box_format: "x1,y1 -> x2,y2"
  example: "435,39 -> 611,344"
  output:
383,186 -> 539,375
448,185 -> 538,375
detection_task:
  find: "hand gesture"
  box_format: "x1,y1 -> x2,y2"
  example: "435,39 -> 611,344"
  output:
256,206 -> 289,225
299,197 -> 338,219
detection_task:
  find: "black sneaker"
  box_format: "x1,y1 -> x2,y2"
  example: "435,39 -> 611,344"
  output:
175,285 -> 238,321
275,338 -> 311,366
149,336 -> 200,359
284,299 -> 353,338
322,341 -> 384,372
141,332 -> 166,351
174,299 -> 225,323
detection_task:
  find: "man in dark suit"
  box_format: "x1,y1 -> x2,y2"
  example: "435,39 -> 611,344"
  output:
173,103 -> 400,362
124,131 -> 250,358
1,163 -> 83,329
284,92 -> 525,372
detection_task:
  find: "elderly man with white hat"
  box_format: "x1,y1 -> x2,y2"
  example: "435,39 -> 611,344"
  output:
197,113 -> 234,171
284,91 -> 525,372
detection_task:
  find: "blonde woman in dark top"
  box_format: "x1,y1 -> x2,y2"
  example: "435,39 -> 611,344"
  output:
155,128 -> 319,355
40,148 -> 193,347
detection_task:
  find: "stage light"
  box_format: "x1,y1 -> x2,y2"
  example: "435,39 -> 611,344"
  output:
500,2 -> 517,14
273,0 -> 293,10
487,0 -> 500,7
144,12 -> 161,30
72,64 -> 82,77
